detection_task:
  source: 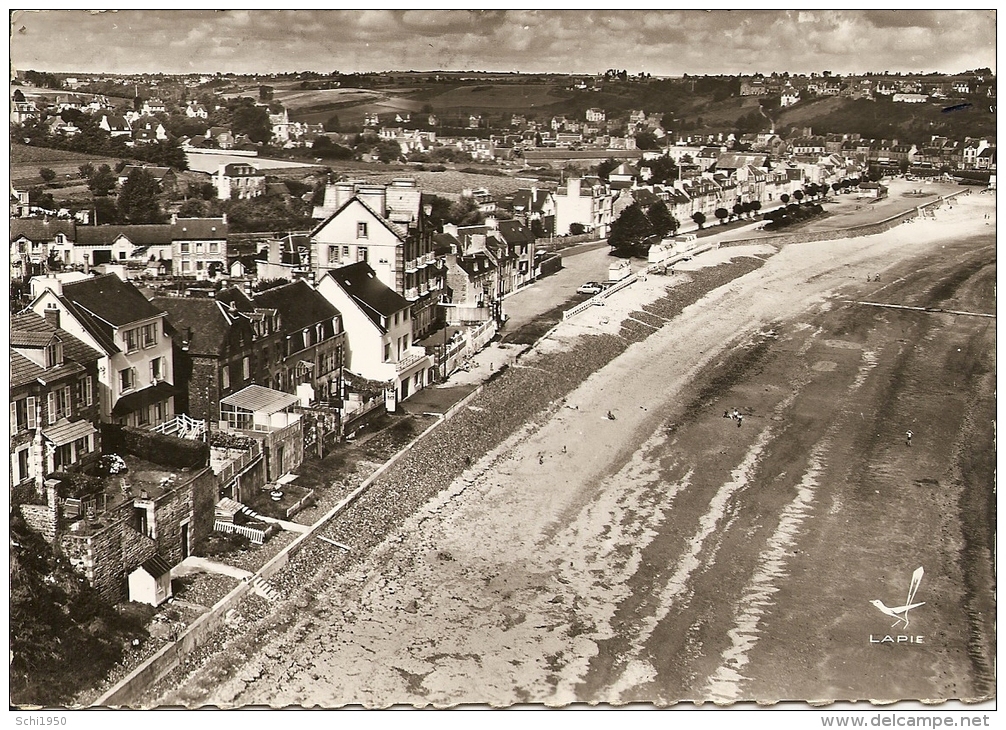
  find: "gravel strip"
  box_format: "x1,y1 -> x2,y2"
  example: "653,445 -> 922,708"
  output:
124,255 -> 768,708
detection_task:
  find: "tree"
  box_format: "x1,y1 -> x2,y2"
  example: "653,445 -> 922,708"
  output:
78,162 -> 95,180
231,101 -> 272,144
93,196 -> 122,225
178,199 -> 207,217
634,131 -> 660,150
88,164 -> 117,197
39,168 -> 56,184
373,139 -> 403,163
117,168 -> 164,224
325,114 -> 341,132
595,157 -> 621,182
114,160 -> 129,174
714,207 -> 729,225
447,196 -> 485,227
750,200 -> 762,217
692,211 -> 706,230
569,223 -> 587,235
898,158 -> 910,175
793,189 -> 805,204
780,193 -> 790,205
608,202 -> 653,253
259,85 -> 274,102
646,200 -> 676,238
732,203 -> 744,220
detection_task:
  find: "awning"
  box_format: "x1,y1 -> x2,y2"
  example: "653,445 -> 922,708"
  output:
42,418 -> 97,447
221,384 -> 299,415
111,381 -> 180,417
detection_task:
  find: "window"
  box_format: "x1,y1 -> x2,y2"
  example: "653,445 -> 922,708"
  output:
54,443 -> 72,470
181,260 -> 191,273
120,367 -> 134,393
47,387 -> 71,425
124,328 -> 139,352
221,365 -> 230,390
403,334 -> 409,350
15,447 -> 31,484
242,357 -> 250,380
209,242 -> 220,253
384,342 -> 391,362
221,403 -> 254,431
136,406 -> 149,426
196,260 -> 205,271
76,376 -> 93,407
196,242 -> 205,253
342,245 -> 350,258
356,222 -> 368,238
329,245 -> 338,263
180,242 -> 190,253
154,400 -> 164,423
142,323 -> 157,348
358,247 -> 368,263
150,357 -> 163,382
74,435 -> 91,456
118,250 -> 127,260
394,312 -> 399,325
10,397 -> 37,433
44,341 -> 63,367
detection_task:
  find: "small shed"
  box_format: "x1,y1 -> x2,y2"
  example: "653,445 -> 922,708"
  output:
128,555 -> 173,607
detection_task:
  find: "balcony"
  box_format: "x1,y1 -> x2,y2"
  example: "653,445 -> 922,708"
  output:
405,258 -> 419,273
419,282 -> 429,296
420,252 -> 435,267
405,287 -> 419,301
396,346 -> 429,373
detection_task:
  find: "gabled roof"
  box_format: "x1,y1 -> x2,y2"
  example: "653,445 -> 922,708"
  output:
321,262 -> 408,331
496,219 -> 534,247
454,252 -> 497,278
61,272 -> 164,328
251,279 -> 340,333
75,224 -> 173,247
10,218 -> 76,243
10,310 -> 102,387
151,297 -> 242,358
510,187 -> 552,213
310,196 -> 407,240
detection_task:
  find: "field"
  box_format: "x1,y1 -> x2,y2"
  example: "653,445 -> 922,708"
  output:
10,143 -> 132,191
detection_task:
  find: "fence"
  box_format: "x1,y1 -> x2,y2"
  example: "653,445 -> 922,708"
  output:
212,442 -> 262,488
562,273 -> 639,321
284,489 -> 316,519
440,318 -> 499,378
535,232 -> 603,252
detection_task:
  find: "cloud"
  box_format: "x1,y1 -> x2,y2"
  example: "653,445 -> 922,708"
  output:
8,10 -> 996,77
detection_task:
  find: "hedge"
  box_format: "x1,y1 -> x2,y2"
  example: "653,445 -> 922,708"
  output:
100,424 -> 209,469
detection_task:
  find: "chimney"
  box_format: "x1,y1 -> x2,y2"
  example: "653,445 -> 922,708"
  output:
567,177 -> 581,198
357,185 -> 387,217
334,181 -> 356,210
43,305 -> 60,330
485,216 -> 498,231
423,203 -> 433,217
221,213 -> 227,225
171,213 -> 178,225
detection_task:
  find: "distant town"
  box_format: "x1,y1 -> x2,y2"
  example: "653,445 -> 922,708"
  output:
9,64 -> 997,707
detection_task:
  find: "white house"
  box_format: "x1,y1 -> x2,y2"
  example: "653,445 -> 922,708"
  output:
316,262 -> 433,409
30,273 -> 176,429
128,555 -> 173,607
212,162 -> 266,200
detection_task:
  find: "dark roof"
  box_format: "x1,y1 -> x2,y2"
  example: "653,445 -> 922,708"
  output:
510,188 -> 552,213
11,350 -> 45,389
497,219 -> 534,247
251,279 -> 340,332
75,224 -> 173,247
432,232 -> 460,255
111,381 -> 180,417
10,218 -> 76,243
62,273 -> 164,328
221,162 -> 263,177
322,262 -> 408,331
454,252 -> 497,278
151,298 -> 236,358
137,555 -> 173,579
11,311 -> 103,372
120,165 -> 173,180
172,217 -> 228,241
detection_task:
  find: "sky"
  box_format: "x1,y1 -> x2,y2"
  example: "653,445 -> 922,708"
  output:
9,9 -> 998,78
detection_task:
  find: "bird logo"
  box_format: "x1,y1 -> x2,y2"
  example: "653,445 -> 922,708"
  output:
870,567 -> 925,629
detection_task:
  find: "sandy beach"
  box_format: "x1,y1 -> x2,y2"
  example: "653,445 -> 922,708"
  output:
148,189 -> 995,708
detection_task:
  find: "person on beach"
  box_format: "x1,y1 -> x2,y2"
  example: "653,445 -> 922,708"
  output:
906,430 -> 913,447
737,414 -> 743,428
606,410 -> 616,421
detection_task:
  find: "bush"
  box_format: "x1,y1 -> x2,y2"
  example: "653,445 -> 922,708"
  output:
193,531 -> 250,557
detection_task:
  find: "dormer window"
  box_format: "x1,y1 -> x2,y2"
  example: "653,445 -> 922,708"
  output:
44,341 -> 63,368
357,222 -> 368,239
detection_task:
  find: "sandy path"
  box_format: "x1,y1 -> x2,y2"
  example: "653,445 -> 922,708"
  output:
157,191 -> 993,708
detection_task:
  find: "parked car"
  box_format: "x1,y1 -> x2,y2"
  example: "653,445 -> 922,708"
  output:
577,281 -> 604,295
